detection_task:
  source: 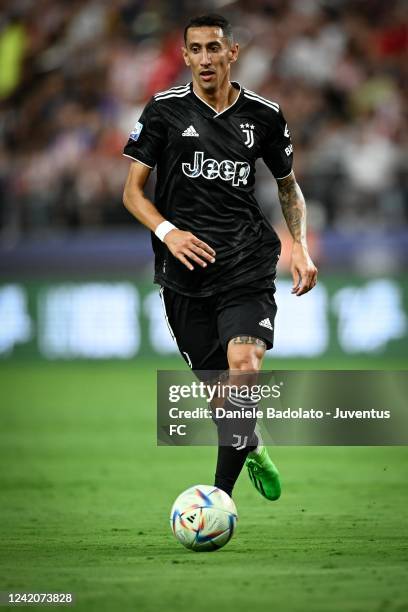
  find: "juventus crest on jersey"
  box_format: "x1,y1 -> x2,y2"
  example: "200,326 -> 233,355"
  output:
123,82 -> 293,297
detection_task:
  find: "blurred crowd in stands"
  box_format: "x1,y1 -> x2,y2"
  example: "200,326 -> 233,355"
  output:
0,0 -> 406,240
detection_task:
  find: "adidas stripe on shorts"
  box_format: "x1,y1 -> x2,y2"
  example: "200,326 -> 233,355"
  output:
160,277 -> 277,376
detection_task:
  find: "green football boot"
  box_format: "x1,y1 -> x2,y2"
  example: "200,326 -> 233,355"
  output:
245,446 -> 281,501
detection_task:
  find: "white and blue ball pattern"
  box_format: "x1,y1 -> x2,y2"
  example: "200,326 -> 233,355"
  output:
170,485 -> 238,552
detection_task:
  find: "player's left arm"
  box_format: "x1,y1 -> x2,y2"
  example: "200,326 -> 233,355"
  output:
277,171 -> 318,296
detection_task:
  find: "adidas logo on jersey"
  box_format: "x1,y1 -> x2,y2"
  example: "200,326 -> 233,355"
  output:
259,318 -> 273,331
182,125 -> 199,137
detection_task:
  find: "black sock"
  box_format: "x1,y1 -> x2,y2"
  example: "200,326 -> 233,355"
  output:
213,393 -> 258,497
214,444 -> 254,497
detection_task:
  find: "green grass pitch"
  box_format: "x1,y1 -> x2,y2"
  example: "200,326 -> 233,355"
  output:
1,360 -> 407,612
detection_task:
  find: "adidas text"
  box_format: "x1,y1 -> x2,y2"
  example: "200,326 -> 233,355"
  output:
182,125 -> 199,137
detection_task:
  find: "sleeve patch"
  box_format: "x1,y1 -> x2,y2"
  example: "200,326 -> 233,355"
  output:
129,121 -> 144,142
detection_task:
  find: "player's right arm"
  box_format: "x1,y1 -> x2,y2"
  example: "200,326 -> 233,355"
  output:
122,161 -> 216,270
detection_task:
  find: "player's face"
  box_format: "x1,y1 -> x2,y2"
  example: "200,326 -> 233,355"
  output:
183,27 -> 239,93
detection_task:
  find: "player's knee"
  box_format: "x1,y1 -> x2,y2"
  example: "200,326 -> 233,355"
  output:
228,355 -> 259,372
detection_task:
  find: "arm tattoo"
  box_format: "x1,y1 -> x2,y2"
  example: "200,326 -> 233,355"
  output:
231,336 -> 266,348
277,172 -> 307,245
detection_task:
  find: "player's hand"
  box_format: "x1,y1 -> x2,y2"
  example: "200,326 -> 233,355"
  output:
164,229 -> 216,271
290,243 -> 318,296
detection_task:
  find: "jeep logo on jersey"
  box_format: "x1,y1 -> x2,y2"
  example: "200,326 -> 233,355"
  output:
182,152 -> 251,186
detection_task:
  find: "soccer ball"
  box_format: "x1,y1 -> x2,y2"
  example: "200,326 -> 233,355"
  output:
170,484 -> 238,552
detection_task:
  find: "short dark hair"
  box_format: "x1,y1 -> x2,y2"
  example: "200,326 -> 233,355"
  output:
184,14 -> 233,46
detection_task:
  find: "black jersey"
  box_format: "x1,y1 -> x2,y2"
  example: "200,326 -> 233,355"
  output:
123,82 -> 293,297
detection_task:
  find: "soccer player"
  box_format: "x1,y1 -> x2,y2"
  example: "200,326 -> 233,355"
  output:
123,14 -> 317,500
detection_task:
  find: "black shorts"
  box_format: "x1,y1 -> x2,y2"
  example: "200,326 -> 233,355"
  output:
159,278 -> 277,374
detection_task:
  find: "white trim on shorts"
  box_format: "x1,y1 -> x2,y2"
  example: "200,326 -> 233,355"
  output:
159,286 -> 193,368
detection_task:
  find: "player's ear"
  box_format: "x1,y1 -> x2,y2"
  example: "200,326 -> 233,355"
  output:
228,43 -> 239,64
182,46 -> 190,67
